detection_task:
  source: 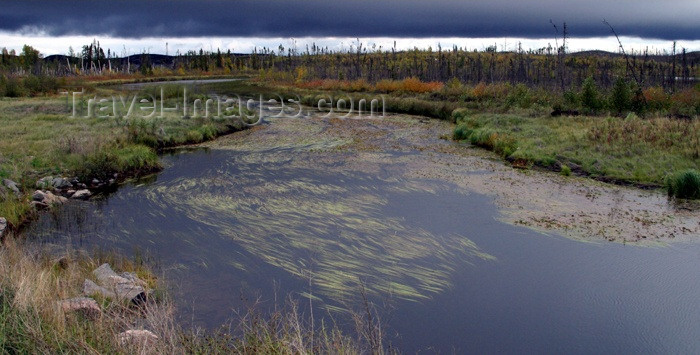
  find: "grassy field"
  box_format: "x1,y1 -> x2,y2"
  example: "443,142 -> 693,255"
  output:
452,110 -> 700,187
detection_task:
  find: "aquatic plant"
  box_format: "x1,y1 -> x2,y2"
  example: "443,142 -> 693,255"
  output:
144,152 -> 494,307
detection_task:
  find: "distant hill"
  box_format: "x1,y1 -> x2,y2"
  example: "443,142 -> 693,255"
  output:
43,53 -> 250,66
42,50 -> 699,66
571,50 -> 700,60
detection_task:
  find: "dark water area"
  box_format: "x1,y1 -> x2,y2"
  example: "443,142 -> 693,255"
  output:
26,148 -> 700,354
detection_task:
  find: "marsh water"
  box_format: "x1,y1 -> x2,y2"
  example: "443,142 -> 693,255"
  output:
27,111 -> 700,353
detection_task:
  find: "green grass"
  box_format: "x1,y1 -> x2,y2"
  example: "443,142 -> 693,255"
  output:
452,109 -> 700,185
666,169 -> 700,199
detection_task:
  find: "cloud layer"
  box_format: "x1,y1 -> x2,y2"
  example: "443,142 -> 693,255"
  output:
1,0 -> 698,40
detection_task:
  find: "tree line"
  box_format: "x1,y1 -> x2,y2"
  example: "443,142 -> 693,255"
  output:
0,39 -> 697,93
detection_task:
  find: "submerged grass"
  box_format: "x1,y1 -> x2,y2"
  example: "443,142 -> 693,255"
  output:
141,154 -> 494,305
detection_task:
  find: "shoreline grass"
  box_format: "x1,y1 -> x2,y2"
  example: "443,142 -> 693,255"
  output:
0,85 -> 252,232
237,78 -> 698,195
0,235 -> 387,354
451,110 -> 700,192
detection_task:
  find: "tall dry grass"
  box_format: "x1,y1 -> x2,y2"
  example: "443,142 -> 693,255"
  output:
0,236 -> 392,354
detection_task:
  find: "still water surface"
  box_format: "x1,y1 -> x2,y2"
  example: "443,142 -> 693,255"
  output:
27,133 -> 700,353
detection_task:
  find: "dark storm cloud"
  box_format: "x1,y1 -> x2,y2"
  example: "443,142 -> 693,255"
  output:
1,0 -> 697,40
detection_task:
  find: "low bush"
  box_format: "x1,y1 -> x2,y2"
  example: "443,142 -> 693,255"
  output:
666,169 -> 700,199
77,144 -> 160,181
452,124 -> 473,140
580,77 -> 603,114
560,165 -> 572,176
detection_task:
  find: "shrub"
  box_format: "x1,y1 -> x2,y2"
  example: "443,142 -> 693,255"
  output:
4,77 -> 27,97
468,128 -> 517,158
0,75 -> 6,97
580,77 -> 603,114
78,145 -> 160,180
125,118 -> 161,147
453,124 -> 473,140
666,169 -> 700,199
375,79 -> 402,93
609,77 -> 632,115
22,75 -> 41,96
399,77 -> 443,93
669,88 -> 700,118
560,165 -> 572,176
186,129 -> 204,143
506,84 -> 533,109
643,87 -> 670,111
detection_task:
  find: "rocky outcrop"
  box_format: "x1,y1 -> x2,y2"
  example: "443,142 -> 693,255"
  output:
32,176 -> 99,208
83,263 -> 149,304
59,297 -> 101,319
31,190 -> 67,209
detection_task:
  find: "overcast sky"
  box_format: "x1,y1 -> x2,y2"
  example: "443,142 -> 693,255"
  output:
1,0 -> 698,55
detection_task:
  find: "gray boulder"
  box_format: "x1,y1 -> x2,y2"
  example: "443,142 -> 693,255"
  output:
0,217 -> 7,238
32,190 -> 46,202
52,177 -> 72,189
71,189 -> 92,200
59,297 -> 101,319
32,190 -> 67,206
83,279 -> 117,299
36,176 -> 54,189
90,264 -> 148,303
118,329 -> 158,347
2,179 -> 20,196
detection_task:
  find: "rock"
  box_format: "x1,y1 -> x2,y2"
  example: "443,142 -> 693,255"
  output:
52,177 -> 72,189
33,190 -> 67,205
32,190 -> 46,202
71,189 -> 92,200
3,179 -> 20,196
59,297 -> 101,319
91,178 -> 100,185
92,264 -> 148,303
108,179 -> 116,185
36,176 -> 54,189
43,191 -> 67,205
0,217 -> 7,238
118,329 -> 158,347
65,189 -> 76,198
120,272 -> 148,288
83,279 -> 117,299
